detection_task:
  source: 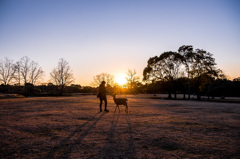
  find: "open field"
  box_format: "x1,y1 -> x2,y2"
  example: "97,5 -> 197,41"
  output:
0,95 -> 240,159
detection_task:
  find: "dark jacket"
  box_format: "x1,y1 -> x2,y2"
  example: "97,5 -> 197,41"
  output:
97,83 -> 107,99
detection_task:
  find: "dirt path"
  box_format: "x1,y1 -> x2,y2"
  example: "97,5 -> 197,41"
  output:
0,95 -> 240,158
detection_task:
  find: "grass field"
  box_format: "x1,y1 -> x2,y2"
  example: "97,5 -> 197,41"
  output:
0,94 -> 240,159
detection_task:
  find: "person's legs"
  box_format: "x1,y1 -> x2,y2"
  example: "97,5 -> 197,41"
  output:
104,99 -> 108,111
99,99 -> 103,112
104,99 -> 107,109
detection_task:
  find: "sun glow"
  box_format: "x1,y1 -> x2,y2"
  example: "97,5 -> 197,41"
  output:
115,74 -> 127,86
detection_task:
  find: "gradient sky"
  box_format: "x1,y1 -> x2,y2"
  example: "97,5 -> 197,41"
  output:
1,0 -> 240,86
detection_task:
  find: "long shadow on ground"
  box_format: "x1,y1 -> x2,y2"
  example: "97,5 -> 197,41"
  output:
44,112 -> 105,159
98,111 -> 136,159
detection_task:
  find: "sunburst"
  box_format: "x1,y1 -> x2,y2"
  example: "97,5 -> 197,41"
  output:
115,73 -> 127,85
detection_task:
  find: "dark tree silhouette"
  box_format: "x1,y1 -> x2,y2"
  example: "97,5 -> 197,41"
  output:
190,49 -> 220,99
19,56 -> 31,85
0,57 -> 16,86
91,73 -> 114,87
233,77 -> 240,81
178,45 -> 194,99
15,61 -> 21,86
143,51 -> 183,98
144,46 -> 223,100
50,58 -> 74,95
29,61 -> 44,85
15,56 -> 44,94
0,57 -> 16,92
126,69 -> 140,90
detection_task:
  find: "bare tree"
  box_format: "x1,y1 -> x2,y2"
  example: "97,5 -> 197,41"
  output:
91,73 -> 114,87
0,57 -> 16,86
126,69 -> 140,89
15,61 -> 21,86
19,56 -> 31,85
29,61 -> 44,85
50,58 -> 74,94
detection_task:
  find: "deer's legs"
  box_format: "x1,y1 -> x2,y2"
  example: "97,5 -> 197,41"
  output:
125,104 -> 128,113
114,105 -> 120,113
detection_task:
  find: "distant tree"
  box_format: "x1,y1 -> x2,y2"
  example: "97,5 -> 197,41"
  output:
19,56 -> 31,85
217,70 -> 227,81
15,61 -> 21,86
70,84 -> 81,89
0,57 -> 16,86
143,51 -> 183,98
50,58 -> 74,95
0,57 -> 17,93
29,61 -> 44,85
143,55 -> 163,83
126,69 -> 140,89
81,86 -> 98,94
178,45 -> 194,99
232,78 -> 240,97
91,73 -> 114,87
15,56 -> 44,94
48,83 -> 54,86
66,84 -> 82,93
233,77 -> 240,81
190,49 -> 220,99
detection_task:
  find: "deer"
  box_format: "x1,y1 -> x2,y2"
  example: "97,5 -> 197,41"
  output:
112,94 -> 128,113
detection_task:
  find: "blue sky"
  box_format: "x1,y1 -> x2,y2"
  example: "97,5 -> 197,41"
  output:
1,0 -> 240,86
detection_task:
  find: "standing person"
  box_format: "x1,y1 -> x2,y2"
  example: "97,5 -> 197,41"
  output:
97,81 -> 109,112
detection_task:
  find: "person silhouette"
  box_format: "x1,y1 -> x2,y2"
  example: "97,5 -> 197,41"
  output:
97,81 -> 109,112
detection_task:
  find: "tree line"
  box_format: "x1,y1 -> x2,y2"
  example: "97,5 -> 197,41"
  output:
143,45 -> 240,99
0,57 -> 74,95
1,45 -> 240,98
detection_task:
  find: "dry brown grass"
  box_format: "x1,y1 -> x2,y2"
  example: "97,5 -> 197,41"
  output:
0,95 -> 240,158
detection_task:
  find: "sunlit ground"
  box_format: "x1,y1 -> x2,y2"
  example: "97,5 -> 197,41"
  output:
0,95 -> 240,158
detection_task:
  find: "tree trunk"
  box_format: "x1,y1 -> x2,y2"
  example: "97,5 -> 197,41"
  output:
196,86 -> 201,100
59,85 -> 64,95
207,85 -> 210,101
24,83 -> 27,95
168,92 -> 172,99
3,84 -> 7,93
188,78 -> 191,100
183,90 -> 186,99
196,78 -> 201,100
197,94 -> 201,100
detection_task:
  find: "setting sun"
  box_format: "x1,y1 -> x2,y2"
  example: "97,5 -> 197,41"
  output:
115,74 -> 127,86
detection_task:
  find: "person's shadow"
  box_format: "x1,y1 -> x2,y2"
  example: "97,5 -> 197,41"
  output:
44,112 -> 106,159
